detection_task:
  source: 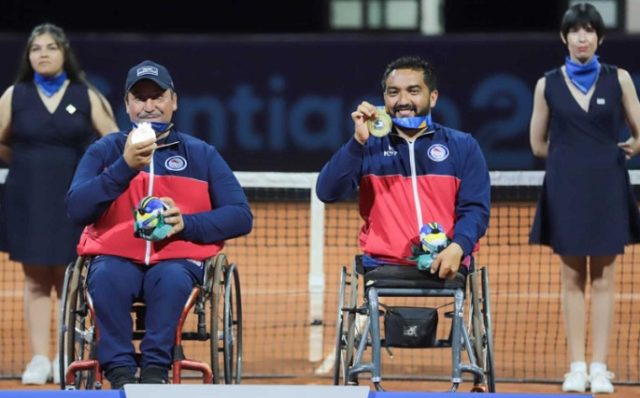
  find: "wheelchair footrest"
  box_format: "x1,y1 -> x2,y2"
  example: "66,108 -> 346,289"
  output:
172,359 -> 213,384
66,359 -> 102,386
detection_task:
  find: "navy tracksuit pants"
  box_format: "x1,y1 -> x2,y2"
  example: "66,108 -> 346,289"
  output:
87,255 -> 204,373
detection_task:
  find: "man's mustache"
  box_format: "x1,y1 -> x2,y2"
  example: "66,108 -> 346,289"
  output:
393,105 -> 416,113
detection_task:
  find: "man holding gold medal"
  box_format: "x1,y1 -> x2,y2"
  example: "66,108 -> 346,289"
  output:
316,56 -> 490,279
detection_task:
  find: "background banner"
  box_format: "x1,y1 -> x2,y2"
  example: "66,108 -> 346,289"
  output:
1,34 -> 639,171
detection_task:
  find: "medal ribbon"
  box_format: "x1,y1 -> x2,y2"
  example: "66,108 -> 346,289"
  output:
392,113 -> 433,130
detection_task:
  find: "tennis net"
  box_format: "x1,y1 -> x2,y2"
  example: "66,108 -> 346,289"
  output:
0,170 -> 639,383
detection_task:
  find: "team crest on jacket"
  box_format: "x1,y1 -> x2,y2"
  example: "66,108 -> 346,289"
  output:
427,144 -> 449,162
165,156 -> 187,171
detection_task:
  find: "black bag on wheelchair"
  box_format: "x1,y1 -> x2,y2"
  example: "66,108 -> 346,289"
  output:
383,306 -> 438,348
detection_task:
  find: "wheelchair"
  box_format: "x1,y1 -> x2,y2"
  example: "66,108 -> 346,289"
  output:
333,256 -> 495,392
57,253 -> 242,390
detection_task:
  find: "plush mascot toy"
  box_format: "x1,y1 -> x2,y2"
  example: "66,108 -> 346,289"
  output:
409,222 -> 450,271
133,196 -> 172,241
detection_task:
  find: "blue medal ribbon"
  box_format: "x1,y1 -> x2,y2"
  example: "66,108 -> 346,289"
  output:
34,71 -> 67,97
131,122 -> 173,134
392,113 -> 433,130
565,55 -> 601,94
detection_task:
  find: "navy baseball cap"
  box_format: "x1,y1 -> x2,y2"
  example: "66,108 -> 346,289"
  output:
125,60 -> 175,92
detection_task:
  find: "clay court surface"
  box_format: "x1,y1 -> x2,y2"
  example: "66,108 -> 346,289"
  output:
1,378 -> 640,396
1,200 -> 640,394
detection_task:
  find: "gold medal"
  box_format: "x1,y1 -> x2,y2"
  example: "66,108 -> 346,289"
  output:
367,107 -> 392,137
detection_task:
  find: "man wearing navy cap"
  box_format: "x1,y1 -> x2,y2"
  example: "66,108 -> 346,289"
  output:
65,60 -> 253,388
125,60 -> 175,92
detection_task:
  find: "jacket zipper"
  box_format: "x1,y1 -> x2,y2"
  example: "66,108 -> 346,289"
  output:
407,140 -> 423,231
144,153 -> 155,265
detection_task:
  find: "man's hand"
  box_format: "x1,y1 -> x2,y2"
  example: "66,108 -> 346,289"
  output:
429,242 -> 464,280
160,197 -> 184,238
124,129 -> 157,170
352,101 -> 377,145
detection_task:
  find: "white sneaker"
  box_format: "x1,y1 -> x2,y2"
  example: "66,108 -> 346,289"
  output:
21,355 -> 52,385
52,355 -> 60,384
562,370 -> 589,392
590,371 -> 615,394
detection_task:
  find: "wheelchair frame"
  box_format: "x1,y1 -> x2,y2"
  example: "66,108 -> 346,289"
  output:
333,257 -> 495,392
57,253 -> 242,389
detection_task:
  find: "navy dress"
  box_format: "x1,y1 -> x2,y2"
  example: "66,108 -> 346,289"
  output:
530,64 -> 640,256
0,82 -> 94,265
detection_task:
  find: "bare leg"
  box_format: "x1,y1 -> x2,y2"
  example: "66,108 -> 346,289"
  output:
49,266 -> 67,338
53,265 -> 66,299
589,255 -> 616,364
53,264 -> 67,346
560,256 -> 588,363
23,264 -> 66,357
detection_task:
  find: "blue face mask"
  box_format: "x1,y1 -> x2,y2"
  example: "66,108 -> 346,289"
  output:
392,113 -> 433,130
565,55 -> 601,94
131,122 -> 173,134
34,71 -> 67,97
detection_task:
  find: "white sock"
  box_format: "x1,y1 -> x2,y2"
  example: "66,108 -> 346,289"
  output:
590,362 -> 607,374
570,361 -> 587,373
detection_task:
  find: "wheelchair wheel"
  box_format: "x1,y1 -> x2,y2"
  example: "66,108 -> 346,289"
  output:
58,257 -> 98,390
210,254 -> 243,384
468,267 -> 496,392
333,266 -> 347,385
333,262 -> 359,385
481,267 -> 496,392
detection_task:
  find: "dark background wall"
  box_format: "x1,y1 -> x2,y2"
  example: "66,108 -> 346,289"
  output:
1,0 -> 329,34
1,0 -> 638,172
1,0 -> 569,34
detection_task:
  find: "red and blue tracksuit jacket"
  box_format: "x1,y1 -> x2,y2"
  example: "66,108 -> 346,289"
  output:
65,129 -> 253,265
316,123 -> 490,268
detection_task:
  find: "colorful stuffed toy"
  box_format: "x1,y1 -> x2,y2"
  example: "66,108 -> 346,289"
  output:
409,222 -> 450,271
133,196 -> 172,241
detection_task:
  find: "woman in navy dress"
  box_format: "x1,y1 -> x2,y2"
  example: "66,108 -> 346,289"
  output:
529,3 -> 640,394
0,23 -> 118,385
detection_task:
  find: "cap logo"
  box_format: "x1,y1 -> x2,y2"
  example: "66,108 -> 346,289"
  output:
137,66 -> 159,77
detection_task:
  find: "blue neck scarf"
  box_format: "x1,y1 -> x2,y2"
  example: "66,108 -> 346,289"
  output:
392,113 -> 433,130
34,71 -> 67,97
132,122 -> 173,135
565,55 -> 601,94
